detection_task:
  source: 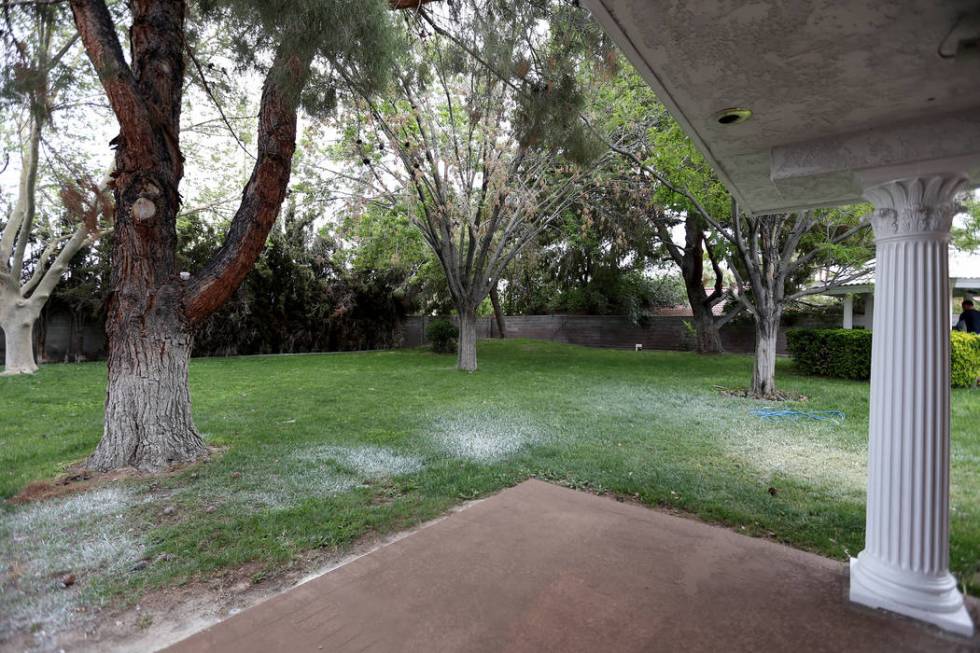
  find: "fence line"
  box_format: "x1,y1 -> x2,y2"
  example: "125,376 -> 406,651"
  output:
402,314 -> 834,355
2,310 -> 835,365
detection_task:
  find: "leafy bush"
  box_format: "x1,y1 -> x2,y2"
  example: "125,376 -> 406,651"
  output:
951,331 -> 980,388
786,328 -> 872,380
427,319 -> 458,354
788,328 -> 980,387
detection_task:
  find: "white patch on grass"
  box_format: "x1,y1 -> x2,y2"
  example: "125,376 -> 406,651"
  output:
233,472 -> 360,510
211,445 -> 424,511
296,446 -> 425,479
721,425 -> 866,493
585,382 -> 866,494
429,411 -> 542,462
0,488 -> 144,646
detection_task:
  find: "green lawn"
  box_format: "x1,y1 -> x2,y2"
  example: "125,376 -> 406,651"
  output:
1,340 -> 978,639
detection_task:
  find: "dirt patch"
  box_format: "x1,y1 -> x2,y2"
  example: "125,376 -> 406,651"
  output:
8,467 -> 138,505
7,449 -> 225,506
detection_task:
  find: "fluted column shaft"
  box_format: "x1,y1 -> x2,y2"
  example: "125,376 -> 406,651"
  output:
850,175 -> 974,637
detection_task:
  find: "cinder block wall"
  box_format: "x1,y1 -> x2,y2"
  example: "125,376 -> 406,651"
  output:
401,314 -> 832,354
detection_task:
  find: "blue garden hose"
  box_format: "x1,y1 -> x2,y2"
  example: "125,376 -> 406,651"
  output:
751,408 -> 845,424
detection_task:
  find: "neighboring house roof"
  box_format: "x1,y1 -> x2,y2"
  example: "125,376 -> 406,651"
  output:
814,251 -> 979,295
655,290 -> 731,317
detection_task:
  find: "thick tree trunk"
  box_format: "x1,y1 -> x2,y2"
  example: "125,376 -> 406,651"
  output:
91,166 -> 208,471
751,315 -> 780,397
90,285 -> 206,471
1,312 -> 39,375
659,217 -> 726,354
71,0 -> 205,472
457,307 -> 478,372
691,302 -> 723,354
489,284 -> 506,339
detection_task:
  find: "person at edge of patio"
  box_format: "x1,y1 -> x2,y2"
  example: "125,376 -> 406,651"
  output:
954,298 -> 980,334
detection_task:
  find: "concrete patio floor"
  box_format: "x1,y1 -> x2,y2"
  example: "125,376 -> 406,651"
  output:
165,480 -> 979,652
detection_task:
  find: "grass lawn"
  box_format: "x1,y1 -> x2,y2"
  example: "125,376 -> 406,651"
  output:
1,339 -> 979,641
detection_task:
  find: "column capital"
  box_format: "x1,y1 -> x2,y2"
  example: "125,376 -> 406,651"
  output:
862,175 -> 968,240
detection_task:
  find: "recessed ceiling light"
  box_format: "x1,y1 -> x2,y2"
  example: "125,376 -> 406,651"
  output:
715,108 -> 753,125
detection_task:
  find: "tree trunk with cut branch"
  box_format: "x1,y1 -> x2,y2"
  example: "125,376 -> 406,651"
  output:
68,0 -> 206,470
69,0 -> 423,471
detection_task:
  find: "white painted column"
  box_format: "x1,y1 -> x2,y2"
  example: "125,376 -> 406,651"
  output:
843,294 -> 854,330
950,286 -> 956,330
850,175 -> 974,637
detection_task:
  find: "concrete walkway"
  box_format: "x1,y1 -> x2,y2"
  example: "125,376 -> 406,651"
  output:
166,480 -> 978,652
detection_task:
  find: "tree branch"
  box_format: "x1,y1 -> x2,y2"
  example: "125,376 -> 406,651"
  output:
68,0 -> 155,154
183,44 -> 313,324
186,41 -> 255,161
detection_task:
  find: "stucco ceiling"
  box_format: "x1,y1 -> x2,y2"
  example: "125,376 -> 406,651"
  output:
585,0 -> 980,214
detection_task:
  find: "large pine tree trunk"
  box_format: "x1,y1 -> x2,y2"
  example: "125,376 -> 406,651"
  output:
89,282 -> 206,471
90,180 -> 207,471
70,0 -> 207,472
1,310 -> 39,375
751,314 -> 780,397
457,307 -> 478,372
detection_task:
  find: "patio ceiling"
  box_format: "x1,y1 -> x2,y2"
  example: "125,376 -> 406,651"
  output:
583,0 -> 980,214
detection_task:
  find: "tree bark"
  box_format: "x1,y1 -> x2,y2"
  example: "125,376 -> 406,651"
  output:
489,284 -> 506,338
95,161 -> 207,470
71,0 -> 203,471
691,304 -> 723,354
1,311 -> 39,375
656,216 -> 726,354
457,307 -> 478,371
90,291 -> 205,471
751,314 -> 780,397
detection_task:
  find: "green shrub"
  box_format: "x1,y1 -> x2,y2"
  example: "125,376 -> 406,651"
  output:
426,318 -> 459,354
788,328 -> 980,387
951,331 -> 980,388
786,328 -> 872,380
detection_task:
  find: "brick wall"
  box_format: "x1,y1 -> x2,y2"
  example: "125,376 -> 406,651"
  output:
2,311 -> 831,365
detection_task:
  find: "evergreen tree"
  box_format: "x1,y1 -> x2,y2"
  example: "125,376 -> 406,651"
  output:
60,0 -> 434,471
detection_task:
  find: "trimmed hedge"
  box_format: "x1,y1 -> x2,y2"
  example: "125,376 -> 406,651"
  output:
787,328 -> 980,388
951,331 -> 980,388
786,328 -> 872,380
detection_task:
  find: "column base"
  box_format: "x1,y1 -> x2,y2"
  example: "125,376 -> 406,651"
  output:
850,557 -> 975,637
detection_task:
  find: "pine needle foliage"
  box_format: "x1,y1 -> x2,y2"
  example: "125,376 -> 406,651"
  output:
193,0 -> 402,116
